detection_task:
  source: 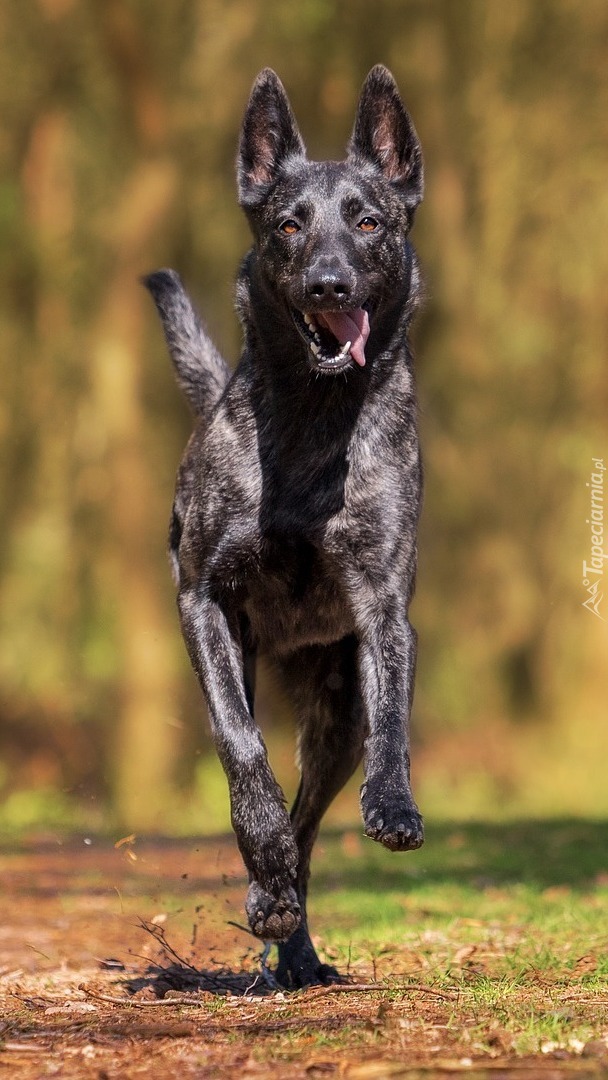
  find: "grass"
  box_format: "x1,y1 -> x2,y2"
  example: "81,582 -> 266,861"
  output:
263,820 -> 608,1063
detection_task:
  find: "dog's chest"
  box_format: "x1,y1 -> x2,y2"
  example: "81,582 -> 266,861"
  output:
244,534 -> 353,655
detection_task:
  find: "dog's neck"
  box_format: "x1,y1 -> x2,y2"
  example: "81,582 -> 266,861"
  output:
233,254 -> 419,523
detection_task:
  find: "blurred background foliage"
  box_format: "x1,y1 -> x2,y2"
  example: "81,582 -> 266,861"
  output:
0,0 -> 606,833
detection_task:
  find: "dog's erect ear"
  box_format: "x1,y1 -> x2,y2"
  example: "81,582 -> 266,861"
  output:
348,65 -> 423,208
238,69 -> 306,208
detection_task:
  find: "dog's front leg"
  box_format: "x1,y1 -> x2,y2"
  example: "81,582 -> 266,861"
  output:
178,586 -> 301,941
359,611 -> 424,851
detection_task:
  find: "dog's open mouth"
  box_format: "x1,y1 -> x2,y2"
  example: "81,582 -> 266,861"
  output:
292,307 -> 371,372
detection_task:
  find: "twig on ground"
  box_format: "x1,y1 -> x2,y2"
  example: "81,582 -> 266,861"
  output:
79,987 -> 204,1008
3,1043 -> 45,1053
79,978 -> 458,1005
255,942 -> 280,993
559,995 -> 608,1005
301,982 -> 459,1000
136,918 -> 199,973
226,920 -> 258,939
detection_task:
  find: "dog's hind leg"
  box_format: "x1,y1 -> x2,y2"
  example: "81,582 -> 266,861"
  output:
274,635 -> 365,988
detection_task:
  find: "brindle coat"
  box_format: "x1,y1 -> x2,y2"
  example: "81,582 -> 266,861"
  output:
145,64 -> 425,987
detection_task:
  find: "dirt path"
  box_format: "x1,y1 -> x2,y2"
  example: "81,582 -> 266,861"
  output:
0,834 -> 605,1078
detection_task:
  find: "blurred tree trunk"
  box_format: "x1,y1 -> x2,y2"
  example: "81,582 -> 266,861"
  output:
91,1 -> 180,828
90,168 -> 178,828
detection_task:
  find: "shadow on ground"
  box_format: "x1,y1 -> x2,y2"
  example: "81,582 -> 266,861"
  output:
314,818 -> 608,892
123,961 -> 272,997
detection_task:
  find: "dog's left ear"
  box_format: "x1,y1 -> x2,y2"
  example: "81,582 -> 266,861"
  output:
238,69 -> 306,209
348,66 -> 423,209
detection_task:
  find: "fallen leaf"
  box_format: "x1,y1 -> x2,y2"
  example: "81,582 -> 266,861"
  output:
114,834 -> 136,849
573,953 -> 597,975
454,946 -> 477,965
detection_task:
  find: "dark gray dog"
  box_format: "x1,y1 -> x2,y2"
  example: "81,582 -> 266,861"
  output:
145,65 -> 424,988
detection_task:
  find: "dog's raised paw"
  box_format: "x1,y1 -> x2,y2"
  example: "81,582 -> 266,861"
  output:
365,818 -> 424,851
361,786 -> 424,851
245,882 -> 301,942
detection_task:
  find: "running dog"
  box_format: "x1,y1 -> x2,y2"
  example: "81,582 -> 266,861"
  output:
145,64 -> 425,987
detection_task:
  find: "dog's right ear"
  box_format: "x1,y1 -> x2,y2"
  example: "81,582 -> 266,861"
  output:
237,69 -> 306,209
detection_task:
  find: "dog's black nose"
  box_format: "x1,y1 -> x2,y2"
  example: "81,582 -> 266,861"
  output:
306,267 -> 352,302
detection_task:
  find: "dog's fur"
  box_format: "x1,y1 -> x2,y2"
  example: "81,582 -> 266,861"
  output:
145,65 -> 425,988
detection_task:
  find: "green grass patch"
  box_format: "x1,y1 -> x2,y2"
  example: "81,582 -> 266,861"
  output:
280,819 -> 608,1062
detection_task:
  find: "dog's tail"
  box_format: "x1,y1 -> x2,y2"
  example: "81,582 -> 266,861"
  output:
143,268 -> 230,420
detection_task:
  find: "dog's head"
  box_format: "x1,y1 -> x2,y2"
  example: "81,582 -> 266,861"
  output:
237,66 -> 423,374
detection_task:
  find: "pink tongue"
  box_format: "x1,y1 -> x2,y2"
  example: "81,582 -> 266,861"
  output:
315,308 -> 370,367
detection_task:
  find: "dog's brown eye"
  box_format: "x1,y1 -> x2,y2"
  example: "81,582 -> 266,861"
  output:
357,217 -> 378,232
279,219 -> 300,235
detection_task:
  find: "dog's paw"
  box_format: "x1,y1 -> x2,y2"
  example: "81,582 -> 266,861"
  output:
276,930 -> 348,989
276,957 -> 345,989
361,783 -> 424,851
245,882 -> 301,942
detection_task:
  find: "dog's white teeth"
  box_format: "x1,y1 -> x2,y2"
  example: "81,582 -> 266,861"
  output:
304,313 -> 316,330
310,342 -> 320,356
338,340 -> 352,360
